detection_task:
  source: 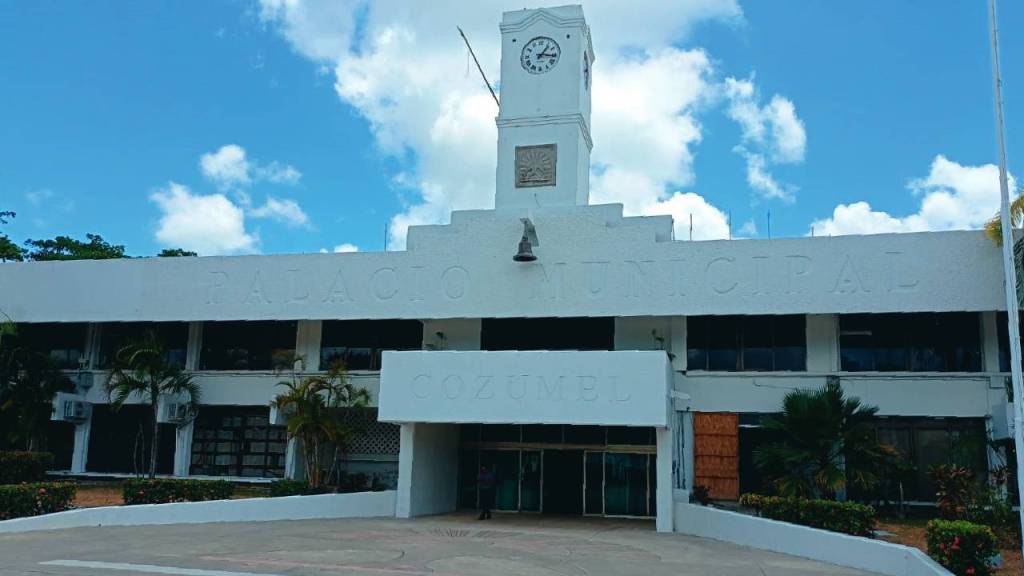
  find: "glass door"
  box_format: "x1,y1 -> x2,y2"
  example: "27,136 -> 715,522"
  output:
584,451 -> 604,515
520,450 -> 542,512
604,453 -> 649,516
480,449 -> 520,511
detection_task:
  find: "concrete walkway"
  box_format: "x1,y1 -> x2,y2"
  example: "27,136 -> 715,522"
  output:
0,511 -> 879,576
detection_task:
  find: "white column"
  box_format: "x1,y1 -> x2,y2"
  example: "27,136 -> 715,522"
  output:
806,314 -> 839,372
185,322 -> 203,371
285,438 -> 304,481
395,422 -> 459,518
295,320 -> 323,370
173,421 -> 194,477
656,426 -> 674,532
70,419 -> 91,474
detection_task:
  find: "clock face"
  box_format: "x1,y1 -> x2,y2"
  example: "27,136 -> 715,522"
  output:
521,36 -> 560,74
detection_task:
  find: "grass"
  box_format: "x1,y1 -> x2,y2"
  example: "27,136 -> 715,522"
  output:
876,516 -> 1022,574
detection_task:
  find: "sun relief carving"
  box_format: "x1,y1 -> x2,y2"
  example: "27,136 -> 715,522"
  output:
515,144 -> 557,188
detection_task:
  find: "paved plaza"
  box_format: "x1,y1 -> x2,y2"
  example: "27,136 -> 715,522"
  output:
0,512 -> 878,576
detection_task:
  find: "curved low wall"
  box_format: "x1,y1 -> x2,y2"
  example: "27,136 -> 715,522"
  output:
0,490 -> 397,534
674,502 -> 950,576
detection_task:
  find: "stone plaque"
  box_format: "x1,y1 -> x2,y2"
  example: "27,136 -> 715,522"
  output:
515,144 -> 557,188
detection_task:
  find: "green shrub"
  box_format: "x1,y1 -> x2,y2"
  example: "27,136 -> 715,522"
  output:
0,451 -> 54,484
925,519 -> 998,576
739,493 -> 876,537
0,482 -> 76,520
932,464 -> 975,520
269,479 -> 312,497
122,478 -> 234,505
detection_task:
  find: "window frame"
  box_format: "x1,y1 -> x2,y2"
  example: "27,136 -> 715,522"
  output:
685,315 -> 807,372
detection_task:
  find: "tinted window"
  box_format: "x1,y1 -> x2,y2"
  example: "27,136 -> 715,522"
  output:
839,313 -> 981,372
481,317 -> 614,351
4,323 -> 88,369
995,311 -> 1024,372
687,315 -> 806,371
99,322 -> 189,368
200,321 -> 296,371
320,320 -> 423,371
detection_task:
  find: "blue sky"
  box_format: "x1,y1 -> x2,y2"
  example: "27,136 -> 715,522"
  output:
0,1 -> 1020,256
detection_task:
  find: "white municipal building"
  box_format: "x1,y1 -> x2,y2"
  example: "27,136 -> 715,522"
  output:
0,5 -> 1016,533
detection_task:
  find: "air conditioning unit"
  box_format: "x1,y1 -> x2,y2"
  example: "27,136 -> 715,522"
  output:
165,402 -> 189,422
62,400 -> 87,421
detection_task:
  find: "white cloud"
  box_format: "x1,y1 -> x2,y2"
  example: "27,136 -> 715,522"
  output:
24,188 -> 74,212
199,144 -> 302,190
250,196 -> 311,228
333,243 -> 359,253
200,144 -> 251,189
150,182 -> 258,255
258,1 -> 745,248
809,155 -> 1014,236
723,76 -> 805,202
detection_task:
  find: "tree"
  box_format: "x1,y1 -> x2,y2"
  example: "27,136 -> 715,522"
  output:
754,381 -> 897,499
983,183 -> 1024,245
157,248 -> 198,257
0,211 -> 25,262
105,330 -> 200,478
24,233 -> 125,261
273,359 -> 369,488
0,326 -> 74,451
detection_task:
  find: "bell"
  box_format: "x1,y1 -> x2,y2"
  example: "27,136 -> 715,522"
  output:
513,233 -> 537,262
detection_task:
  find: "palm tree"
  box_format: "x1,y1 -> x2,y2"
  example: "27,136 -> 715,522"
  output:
983,184 -> 1024,245
106,330 -> 200,478
273,359 -> 369,488
754,381 -> 897,499
0,340 -> 74,451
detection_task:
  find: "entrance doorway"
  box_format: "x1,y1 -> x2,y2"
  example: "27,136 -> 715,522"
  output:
543,450 -> 583,515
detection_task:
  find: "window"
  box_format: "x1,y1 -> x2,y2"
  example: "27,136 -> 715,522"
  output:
4,323 -> 87,369
686,315 -> 806,371
189,407 -> 287,478
860,417 -> 987,502
319,320 -> 422,371
839,313 -> 982,372
995,311 -> 1024,372
98,322 -> 188,368
199,321 -> 296,371
480,317 -> 614,351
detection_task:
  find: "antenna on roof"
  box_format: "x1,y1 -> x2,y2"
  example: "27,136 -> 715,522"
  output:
767,210 -> 772,239
458,26 -> 500,109
384,221 -> 389,252
728,211 -> 732,240
689,213 -> 693,241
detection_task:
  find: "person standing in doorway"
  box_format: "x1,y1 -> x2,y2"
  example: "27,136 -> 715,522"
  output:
477,465 -> 495,520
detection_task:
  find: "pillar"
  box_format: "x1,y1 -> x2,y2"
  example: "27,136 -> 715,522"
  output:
173,421 -> 194,477
396,422 -> 459,518
656,425 -> 674,532
70,419 -> 91,474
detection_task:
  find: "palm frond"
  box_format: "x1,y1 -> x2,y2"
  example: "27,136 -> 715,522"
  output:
984,188 -> 1024,246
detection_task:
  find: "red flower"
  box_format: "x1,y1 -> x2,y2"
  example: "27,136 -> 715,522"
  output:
966,568 -> 975,575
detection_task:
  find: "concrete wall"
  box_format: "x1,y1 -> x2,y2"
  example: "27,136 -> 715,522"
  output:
0,209 -> 1005,324
674,503 -> 949,576
396,422 -> 460,518
0,491 -> 397,534
379,350 -> 671,426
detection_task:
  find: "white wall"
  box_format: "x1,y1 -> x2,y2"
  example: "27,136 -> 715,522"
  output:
0,491 -> 397,534
679,373 -> 998,417
396,423 -> 460,517
674,503 -> 948,576
0,206 -> 1004,324
379,350 -> 671,426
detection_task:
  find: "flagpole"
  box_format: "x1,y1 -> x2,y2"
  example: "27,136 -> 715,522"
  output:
987,0 -> 1024,551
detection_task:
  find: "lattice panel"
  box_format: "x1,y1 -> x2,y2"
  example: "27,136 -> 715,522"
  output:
346,409 -> 401,455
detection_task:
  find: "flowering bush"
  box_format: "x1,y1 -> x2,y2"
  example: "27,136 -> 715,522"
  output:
0,482 -> 76,520
0,451 -> 54,484
925,519 -> 998,576
932,464 -> 975,520
122,478 -> 234,505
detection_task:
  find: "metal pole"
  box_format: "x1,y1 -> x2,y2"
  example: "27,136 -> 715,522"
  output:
988,0 -> 1024,549
458,26 -> 500,109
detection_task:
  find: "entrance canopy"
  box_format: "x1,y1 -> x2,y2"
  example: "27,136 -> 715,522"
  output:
378,350 -> 671,427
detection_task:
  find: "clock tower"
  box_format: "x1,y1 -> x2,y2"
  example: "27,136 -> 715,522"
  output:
494,5 -> 594,210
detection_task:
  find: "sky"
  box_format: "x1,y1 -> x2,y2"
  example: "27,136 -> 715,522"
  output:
0,1 -> 1021,256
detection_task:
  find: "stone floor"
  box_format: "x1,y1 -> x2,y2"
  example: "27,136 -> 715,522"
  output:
0,511 -> 880,575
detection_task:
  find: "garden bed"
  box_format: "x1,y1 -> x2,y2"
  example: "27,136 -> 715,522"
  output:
876,517 -> 1021,575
